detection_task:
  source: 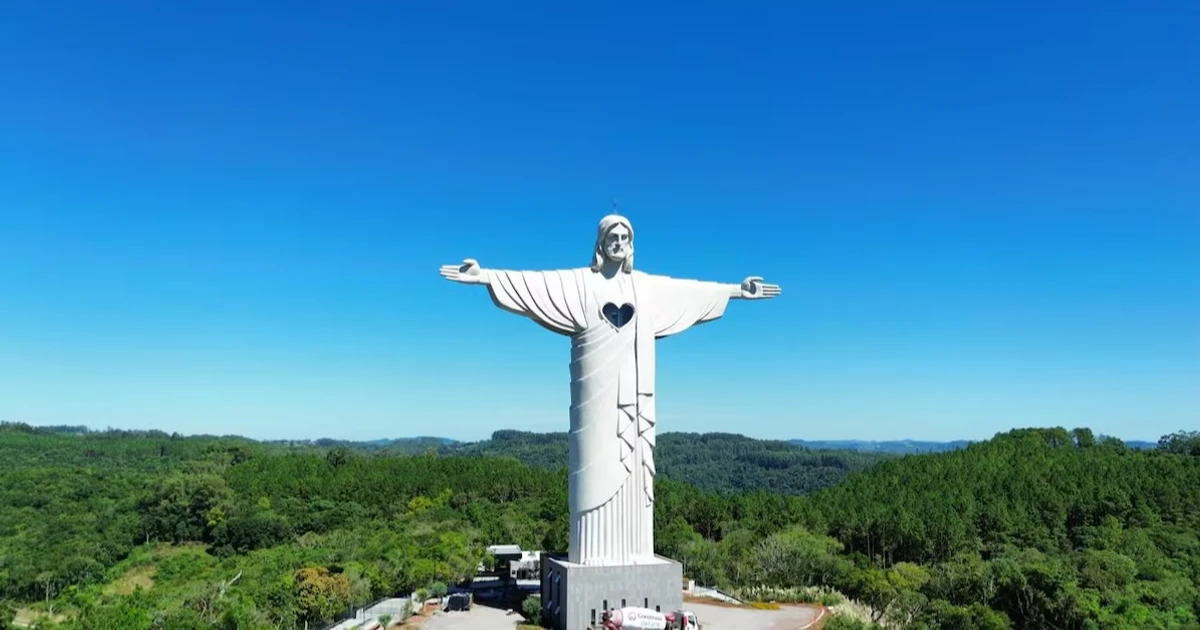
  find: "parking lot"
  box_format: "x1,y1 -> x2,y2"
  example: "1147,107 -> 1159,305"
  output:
410,600 -> 825,629
415,604 -> 520,630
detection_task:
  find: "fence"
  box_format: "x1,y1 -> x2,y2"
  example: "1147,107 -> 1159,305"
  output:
321,593 -> 422,630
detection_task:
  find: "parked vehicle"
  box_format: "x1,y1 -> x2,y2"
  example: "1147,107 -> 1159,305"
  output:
444,591 -> 472,611
667,609 -> 700,629
601,606 -> 700,629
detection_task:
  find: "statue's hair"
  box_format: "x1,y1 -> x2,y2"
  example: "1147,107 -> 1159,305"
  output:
591,214 -> 634,273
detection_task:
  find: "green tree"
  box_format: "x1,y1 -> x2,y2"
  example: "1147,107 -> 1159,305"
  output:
139,473 -> 232,543
1071,428 -> 1095,448
916,600 -> 1013,630
680,538 -> 725,587
75,594 -> 153,630
1158,431 -> 1200,456
855,562 -> 931,624
294,566 -> 352,626
325,447 -> 353,468
0,601 -> 15,630
718,528 -> 758,585
824,614 -> 886,630
751,527 -> 848,588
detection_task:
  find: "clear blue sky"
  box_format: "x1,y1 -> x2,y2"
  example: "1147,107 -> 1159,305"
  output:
1,2 -> 1197,443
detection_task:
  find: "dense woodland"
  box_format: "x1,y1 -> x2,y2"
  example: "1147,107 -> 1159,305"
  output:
0,422 -> 1198,629
435,430 -> 891,495
295,429 -> 892,495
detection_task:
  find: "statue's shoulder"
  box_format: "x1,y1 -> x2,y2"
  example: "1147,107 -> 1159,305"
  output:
631,270 -> 669,283
536,267 -> 591,276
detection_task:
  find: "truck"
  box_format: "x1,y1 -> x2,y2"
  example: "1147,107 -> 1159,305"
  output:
601,606 -> 700,629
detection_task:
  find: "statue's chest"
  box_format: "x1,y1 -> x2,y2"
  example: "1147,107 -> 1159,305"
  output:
589,275 -> 639,331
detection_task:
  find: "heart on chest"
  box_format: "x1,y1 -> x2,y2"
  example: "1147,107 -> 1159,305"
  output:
602,302 -> 636,329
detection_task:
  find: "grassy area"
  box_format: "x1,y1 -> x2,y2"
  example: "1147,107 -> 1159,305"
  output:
104,563 -> 157,596
14,607 -> 68,628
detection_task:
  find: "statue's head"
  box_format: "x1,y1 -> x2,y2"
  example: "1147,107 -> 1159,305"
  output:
591,214 -> 634,273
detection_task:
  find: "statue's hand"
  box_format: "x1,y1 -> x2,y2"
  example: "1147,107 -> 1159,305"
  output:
740,276 -> 781,300
439,258 -> 485,284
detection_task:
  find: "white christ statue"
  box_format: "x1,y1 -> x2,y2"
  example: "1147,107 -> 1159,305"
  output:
439,214 -> 780,567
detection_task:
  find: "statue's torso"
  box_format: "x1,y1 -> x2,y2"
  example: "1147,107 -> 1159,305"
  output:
586,271 -> 639,331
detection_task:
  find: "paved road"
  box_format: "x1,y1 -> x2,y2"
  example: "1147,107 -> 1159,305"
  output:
417,605 -> 520,630
685,601 -> 825,630
411,600 -> 823,630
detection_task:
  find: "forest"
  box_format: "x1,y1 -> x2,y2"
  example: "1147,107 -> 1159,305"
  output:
289,429 -> 892,496
435,429 -> 890,495
0,422 -> 1198,629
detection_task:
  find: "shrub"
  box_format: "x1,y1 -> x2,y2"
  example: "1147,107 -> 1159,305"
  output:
0,601 -> 15,630
730,585 -> 845,606
521,595 -> 543,624
824,614 -> 886,630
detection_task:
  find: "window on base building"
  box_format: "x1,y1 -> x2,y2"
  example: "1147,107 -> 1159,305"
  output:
621,599 -> 626,608
591,609 -> 596,626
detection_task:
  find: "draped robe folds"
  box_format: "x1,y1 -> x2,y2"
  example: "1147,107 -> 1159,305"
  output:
485,268 -> 730,566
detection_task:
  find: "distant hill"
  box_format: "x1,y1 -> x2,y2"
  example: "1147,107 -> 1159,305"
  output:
260,429 -> 1161,494
791,438 -> 973,454
258,435 -> 462,451
314,436 -> 461,450
376,429 -> 893,496
792,437 -> 1159,454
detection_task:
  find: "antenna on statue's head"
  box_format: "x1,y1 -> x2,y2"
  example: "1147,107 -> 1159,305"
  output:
612,199 -> 618,214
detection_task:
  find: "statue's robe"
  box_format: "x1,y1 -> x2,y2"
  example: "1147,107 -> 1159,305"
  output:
485,268 -> 730,566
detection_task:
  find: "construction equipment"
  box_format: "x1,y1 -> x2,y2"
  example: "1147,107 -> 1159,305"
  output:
601,606 -> 700,629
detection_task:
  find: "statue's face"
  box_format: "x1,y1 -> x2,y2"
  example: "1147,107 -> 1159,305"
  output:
602,224 -> 631,262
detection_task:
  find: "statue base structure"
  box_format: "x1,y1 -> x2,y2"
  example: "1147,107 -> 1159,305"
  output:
539,553 -> 683,630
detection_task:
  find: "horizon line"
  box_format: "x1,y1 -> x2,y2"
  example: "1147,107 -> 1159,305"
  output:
4,420 -> 1166,446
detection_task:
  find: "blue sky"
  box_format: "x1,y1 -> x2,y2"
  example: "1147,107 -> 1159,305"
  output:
1,2 -> 1197,443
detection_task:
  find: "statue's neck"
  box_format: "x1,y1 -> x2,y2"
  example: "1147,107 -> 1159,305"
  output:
598,261 -> 624,279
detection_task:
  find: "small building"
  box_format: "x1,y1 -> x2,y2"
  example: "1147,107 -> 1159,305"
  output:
486,544 -> 542,580
511,550 -> 541,580
487,544 -> 524,559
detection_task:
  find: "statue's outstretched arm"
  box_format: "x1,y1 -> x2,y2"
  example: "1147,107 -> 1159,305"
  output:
730,276 -> 782,300
439,259 -> 585,335
438,259 -> 488,285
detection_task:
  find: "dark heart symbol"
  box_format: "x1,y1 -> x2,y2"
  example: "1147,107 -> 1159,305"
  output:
602,302 -> 635,328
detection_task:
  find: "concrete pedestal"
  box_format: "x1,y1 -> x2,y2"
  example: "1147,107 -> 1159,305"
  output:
540,553 -> 683,630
